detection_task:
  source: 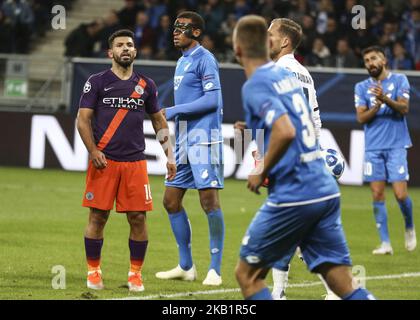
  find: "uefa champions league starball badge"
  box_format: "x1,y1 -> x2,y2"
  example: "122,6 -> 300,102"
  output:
135,85 -> 144,95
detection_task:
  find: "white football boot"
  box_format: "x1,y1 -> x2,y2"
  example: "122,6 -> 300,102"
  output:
372,242 -> 393,255
405,228 -> 417,251
202,269 -> 222,286
155,264 -> 197,281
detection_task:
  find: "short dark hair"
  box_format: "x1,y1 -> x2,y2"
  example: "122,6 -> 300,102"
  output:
271,18 -> 303,50
176,11 -> 205,32
235,15 -> 268,59
361,45 -> 385,57
108,29 -> 135,48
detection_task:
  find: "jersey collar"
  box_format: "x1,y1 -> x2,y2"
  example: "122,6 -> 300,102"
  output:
182,44 -> 201,57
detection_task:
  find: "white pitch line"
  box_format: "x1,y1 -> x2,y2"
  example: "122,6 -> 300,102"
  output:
108,271 -> 420,300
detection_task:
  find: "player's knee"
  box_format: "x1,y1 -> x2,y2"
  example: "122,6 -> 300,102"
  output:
127,213 -> 146,227
163,196 -> 182,213
394,191 -> 407,202
89,209 -> 109,228
235,263 -> 246,286
200,197 -> 220,213
372,189 -> 385,201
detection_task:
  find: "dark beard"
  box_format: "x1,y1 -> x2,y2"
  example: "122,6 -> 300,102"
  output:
115,55 -> 134,68
368,65 -> 383,78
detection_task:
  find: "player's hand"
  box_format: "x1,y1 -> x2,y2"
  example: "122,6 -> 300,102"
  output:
90,149 -> 107,169
247,170 -> 266,195
234,121 -> 247,135
166,162 -> 176,181
370,83 -> 384,102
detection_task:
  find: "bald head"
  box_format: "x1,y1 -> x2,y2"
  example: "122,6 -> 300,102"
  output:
233,15 -> 269,60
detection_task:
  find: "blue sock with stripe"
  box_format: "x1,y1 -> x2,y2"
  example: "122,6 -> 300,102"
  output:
206,209 -> 224,275
373,201 -> 390,243
245,287 -> 273,300
398,197 -> 414,229
168,209 -> 193,270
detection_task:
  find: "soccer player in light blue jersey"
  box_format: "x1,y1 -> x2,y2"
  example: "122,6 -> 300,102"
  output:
355,46 -> 416,255
233,15 -> 375,300
155,11 -> 225,286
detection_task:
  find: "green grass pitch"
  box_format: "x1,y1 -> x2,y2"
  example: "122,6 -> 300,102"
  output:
0,166 -> 419,300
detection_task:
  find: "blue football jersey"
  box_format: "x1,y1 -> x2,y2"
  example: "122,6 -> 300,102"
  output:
354,72 -> 412,151
173,44 -> 223,146
242,62 -> 339,204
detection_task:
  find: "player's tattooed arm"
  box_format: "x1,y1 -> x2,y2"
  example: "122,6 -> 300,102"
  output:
149,110 -> 176,181
76,108 -> 107,169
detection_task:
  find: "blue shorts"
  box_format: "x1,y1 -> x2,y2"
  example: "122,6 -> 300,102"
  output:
363,148 -> 409,183
165,143 -> 224,190
239,196 -> 351,272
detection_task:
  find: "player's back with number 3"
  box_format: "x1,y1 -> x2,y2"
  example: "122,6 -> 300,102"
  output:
242,63 -> 338,206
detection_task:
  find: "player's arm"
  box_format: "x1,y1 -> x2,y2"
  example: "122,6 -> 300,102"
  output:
76,108 -> 107,169
164,90 -> 219,120
149,111 -> 176,181
356,103 -> 381,124
354,82 -> 380,124
248,114 -> 296,194
370,84 -> 409,115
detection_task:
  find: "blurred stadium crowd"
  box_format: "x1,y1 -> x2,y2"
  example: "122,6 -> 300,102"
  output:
1,0 -> 420,70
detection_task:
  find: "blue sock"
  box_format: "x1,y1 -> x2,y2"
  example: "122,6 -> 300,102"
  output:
373,201 -> 390,243
206,209 -> 225,275
398,197 -> 414,229
245,287 -> 273,300
168,209 -> 193,270
343,288 -> 376,300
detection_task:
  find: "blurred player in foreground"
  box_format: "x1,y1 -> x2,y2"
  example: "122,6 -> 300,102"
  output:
155,11 -> 225,286
355,46 -> 416,255
233,15 -> 375,300
267,18 -> 338,300
77,29 -> 175,292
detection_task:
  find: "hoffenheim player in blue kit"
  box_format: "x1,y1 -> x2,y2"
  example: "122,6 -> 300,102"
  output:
355,46 -> 416,255
155,11 -> 225,286
233,15 -> 375,300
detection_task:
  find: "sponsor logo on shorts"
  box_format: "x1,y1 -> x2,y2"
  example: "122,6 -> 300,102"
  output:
245,255 -> 260,264
85,192 -> 94,201
201,169 -> 209,179
399,166 -> 405,174
211,248 -> 219,254
210,180 -> 218,187
242,235 -> 250,245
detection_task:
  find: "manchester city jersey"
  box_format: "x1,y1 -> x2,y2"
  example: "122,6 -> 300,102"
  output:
242,62 -> 339,204
354,72 -> 412,151
173,44 -> 223,146
79,69 -> 160,161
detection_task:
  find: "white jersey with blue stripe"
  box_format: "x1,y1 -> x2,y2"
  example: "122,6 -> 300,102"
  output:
354,72 -> 412,151
242,62 -> 339,204
173,44 -> 223,146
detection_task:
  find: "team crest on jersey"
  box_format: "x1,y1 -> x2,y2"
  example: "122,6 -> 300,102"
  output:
174,76 -> 184,90
83,81 -> 91,93
135,84 -> 144,95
